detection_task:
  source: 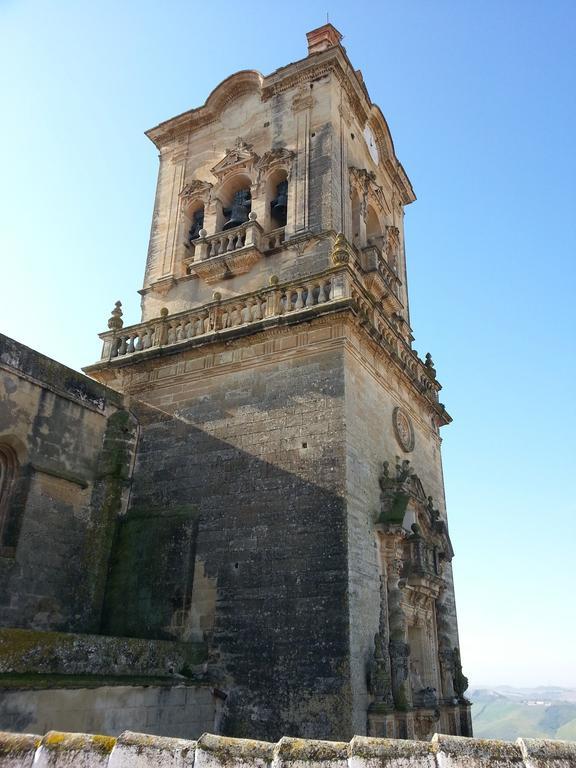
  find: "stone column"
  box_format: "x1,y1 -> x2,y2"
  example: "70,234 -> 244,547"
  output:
383,536 -> 411,712
435,584 -> 456,701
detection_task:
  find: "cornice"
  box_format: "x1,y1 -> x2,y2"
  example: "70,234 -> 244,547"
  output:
144,46 -> 415,203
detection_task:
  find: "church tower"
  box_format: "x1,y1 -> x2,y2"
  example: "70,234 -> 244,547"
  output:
85,25 -> 472,742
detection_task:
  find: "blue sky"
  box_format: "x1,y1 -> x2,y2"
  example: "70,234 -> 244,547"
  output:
1,1 -> 575,689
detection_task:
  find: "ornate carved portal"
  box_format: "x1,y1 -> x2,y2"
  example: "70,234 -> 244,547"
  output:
368,458 -> 470,740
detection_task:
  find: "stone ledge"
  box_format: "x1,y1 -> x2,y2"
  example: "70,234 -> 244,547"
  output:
0,629 -> 207,679
1,731 -> 575,768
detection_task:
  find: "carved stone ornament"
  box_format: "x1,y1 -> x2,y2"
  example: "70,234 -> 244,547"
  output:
210,138 -> 260,182
349,167 -> 391,216
331,232 -> 353,265
179,179 -> 213,207
255,148 -> 295,184
393,406 -> 415,452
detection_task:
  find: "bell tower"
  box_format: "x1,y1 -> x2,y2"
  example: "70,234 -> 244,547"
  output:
85,25 -> 472,742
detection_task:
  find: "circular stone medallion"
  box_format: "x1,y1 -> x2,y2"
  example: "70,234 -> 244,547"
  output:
393,407 -> 415,452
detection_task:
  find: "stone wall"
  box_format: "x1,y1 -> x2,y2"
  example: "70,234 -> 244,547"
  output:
1,730 -> 574,768
115,330 -> 351,741
0,686 -> 215,741
343,333 -> 458,734
0,335 -> 133,634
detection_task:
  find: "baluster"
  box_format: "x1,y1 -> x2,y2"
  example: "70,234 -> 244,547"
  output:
235,304 -> 244,326
227,234 -> 235,252
295,287 -> 304,309
284,289 -> 293,313
305,284 -> 315,307
252,297 -> 262,321
134,333 -> 143,352
111,337 -> 119,358
127,335 -> 136,354
118,335 -> 127,356
317,281 -> 328,304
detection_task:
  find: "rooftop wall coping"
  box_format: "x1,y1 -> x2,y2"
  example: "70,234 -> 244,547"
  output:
0,333 -> 124,411
1,732 -> 574,768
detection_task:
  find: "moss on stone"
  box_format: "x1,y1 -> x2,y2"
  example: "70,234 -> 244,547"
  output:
0,733 -> 41,757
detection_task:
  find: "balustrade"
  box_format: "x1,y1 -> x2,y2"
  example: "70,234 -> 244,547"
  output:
103,275 -> 335,360
98,269 -> 440,408
189,221 -> 285,264
206,229 -> 246,258
263,227 -> 285,251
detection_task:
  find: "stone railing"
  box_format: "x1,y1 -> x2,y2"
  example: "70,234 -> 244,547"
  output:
186,218 -> 285,264
92,263 -> 443,415
361,244 -> 401,299
1,730 -> 574,768
97,271 -> 347,362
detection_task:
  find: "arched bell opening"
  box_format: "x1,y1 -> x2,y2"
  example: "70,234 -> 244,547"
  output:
266,169 -> 289,231
217,174 -> 253,232
366,204 -> 385,249
184,201 -> 205,242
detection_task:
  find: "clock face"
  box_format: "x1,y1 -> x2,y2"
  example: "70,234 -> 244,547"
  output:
363,125 -> 379,165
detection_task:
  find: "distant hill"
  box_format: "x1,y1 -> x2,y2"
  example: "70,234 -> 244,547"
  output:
470,686 -> 576,741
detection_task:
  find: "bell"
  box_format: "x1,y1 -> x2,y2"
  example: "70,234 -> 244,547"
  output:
188,209 -> 205,241
270,180 -> 288,226
223,188 -> 251,230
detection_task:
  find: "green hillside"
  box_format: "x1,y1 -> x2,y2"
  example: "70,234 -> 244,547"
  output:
471,687 -> 576,741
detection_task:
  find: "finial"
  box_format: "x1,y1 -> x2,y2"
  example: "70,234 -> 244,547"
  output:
212,291 -> 222,302
107,301 -> 123,331
160,307 -> 169,318
424,352 -> 437,379
199,228 -> 207,239
248,211 -> 258,221
331,232 -> 351,265
269,274 -> 279,286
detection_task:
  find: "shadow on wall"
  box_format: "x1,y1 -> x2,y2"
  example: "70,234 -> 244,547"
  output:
100,354 -> 352,742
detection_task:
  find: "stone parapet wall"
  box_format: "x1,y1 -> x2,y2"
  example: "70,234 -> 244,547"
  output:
1,731 -> 575,768
0,687 -> 215,741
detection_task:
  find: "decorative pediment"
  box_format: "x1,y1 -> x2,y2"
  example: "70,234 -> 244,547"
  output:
255,148 -> 295,182
378,459 -> 452,550
179,179 -> 213,207
210,138 -> 260,181
349,166 -> 392,215
377,458 -> 454,589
